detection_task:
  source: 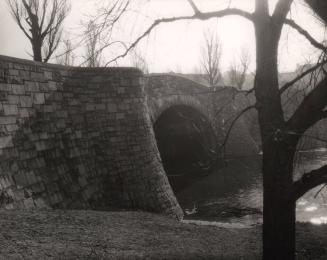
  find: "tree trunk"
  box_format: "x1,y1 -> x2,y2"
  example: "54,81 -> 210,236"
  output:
254,18 -> 297,260
32,39 -> 43,62
262,143 -> 296,260
262,190 -> 296,259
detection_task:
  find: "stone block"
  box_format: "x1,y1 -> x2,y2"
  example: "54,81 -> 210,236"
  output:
118,87 -> 125,94
44,71 -> 53,80
116,113 -> 125,120
33,93 -> 45,104
25,81 -> 40,92
3,104 -> 18,115
5,204 -> 14,210
34,198 -> 48,208
13,172 -> 28,187
56,110 -> 68,118
23,198 -> 35,209
56,119 -> 66,128
48,81 -> 58,91
5,124 -> 18,132
39,132 -> 49,140
7,95 -> 19,104
54,92 -> 63,101
8,69 -> 19,76
19,70 -> 30,79
20,96 -> 33,107
96,104 -> 106,110
30,72 -> 44,80
120,78 -> 131,87
118,103 -> 129,110
0,116 -> 16,124
107,104 -> 117,113
50,193 -> 63,205
0,91 -> 7,101
0,83 -> 11,91
86,103 -> 95,111
0,176 -> 12,189
43,105 -> 54,113
35,140 -> 48,151
19,108 -> 29,118
11,84 -> 25,94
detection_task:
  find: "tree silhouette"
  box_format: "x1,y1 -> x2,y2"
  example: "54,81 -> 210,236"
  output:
7,0 -> 71,62
87,0 -> 327,259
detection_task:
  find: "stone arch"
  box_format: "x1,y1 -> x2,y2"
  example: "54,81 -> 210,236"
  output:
149,94 -> 216,128
152,102 -> 217,191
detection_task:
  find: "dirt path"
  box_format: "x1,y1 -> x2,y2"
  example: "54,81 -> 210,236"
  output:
0,210 -> 326,259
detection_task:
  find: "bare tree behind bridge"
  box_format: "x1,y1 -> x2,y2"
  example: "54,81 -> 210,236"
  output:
200,28 -> 223,87
227,48 -> 251,90
6,0 -> 71,62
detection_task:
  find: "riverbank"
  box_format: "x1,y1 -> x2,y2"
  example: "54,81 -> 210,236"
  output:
0,210 -> 326,259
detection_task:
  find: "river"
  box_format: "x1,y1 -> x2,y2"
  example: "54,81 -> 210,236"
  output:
173,149 -> 327,227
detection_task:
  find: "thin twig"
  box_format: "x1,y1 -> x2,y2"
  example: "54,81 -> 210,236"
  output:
220,105 -> 256,148
279,61 -> 327,94
105,8 -> 254,66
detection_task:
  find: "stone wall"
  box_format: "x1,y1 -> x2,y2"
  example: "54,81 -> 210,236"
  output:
0,55 -> 182,219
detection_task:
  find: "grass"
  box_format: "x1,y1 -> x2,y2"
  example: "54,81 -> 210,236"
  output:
0,209 -> 326,259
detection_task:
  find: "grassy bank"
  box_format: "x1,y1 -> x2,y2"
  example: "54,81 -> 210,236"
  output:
0,210 -> 326,259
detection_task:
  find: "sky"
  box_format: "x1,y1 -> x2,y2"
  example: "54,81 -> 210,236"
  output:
0,0 -> 325,73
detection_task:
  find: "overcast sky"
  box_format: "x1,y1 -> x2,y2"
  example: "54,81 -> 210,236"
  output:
0,0 -> 325,73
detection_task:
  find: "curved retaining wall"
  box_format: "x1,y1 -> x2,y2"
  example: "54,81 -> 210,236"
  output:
0,55 -> 182,219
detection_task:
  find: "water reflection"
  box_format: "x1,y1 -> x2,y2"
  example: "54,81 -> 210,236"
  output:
174,151 -> 327,226
310,217 -> 327,225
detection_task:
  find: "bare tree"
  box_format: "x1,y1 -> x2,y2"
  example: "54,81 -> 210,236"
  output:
200,29 -> 223,87
92,0 -> 327,258
130,48 -> 149,73
83,21 -> 103,68
79,0 -> 130,67
228,48 -> 251,90
55,38 -> 75,66
7,0 -> 71,62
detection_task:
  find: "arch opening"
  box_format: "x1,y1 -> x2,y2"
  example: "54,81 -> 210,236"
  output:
153,105 -> 217,191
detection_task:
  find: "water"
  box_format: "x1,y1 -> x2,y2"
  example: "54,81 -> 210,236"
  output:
174,150 -> 327,227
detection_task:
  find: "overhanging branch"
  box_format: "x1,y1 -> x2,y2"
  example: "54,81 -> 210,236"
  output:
279,61 -> 327,95
284,19 -> 327,52
220,105 -> 256,148
105,8 -> 254,66
286,77 -> 327,134
293,164 -> 327,199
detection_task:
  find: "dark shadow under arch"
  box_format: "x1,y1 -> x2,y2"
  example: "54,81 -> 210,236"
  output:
153,105 -> 217,192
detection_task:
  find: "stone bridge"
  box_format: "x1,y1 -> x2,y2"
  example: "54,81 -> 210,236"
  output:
145,73 -> 258,159
0,55 -> 258,219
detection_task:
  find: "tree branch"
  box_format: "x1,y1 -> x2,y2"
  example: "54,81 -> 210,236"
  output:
286,76 -> 327,135
293,164 -> 327,199
220,105 -> 256,148
187,0 -> 200,14
279,61 -> 327,94
105,8 -> 254,66
272,0 -> 293,24
284,19 -> 327,52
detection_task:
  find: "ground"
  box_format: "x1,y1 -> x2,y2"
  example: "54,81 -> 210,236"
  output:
0,210 -> 326,259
